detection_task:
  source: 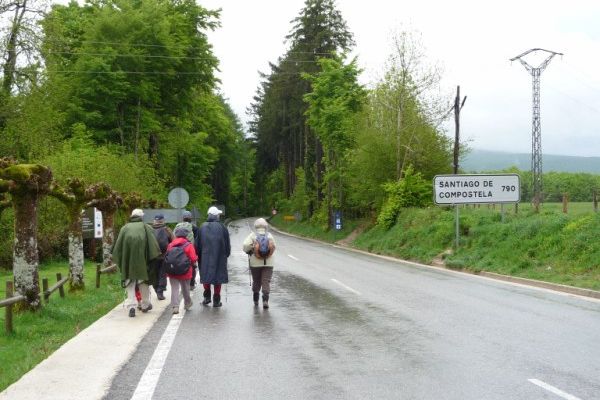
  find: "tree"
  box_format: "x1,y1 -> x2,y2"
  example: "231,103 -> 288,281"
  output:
304,55 -> 365,226
0,157 -> 52,309
249,0 -> 354,216
377,29 -> 447,179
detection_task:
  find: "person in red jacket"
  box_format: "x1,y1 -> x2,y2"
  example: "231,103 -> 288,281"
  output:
166,226 -> 198,314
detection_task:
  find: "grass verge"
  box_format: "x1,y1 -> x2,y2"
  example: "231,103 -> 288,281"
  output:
271,203 -> 600,291
0,261 -> 123,392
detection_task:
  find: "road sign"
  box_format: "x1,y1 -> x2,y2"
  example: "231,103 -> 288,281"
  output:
82,208 -> 103,239
168,187 -> 189,209
433,174 -> 520,205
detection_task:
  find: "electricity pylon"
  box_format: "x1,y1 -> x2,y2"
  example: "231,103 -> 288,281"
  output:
510,48 -> 563,211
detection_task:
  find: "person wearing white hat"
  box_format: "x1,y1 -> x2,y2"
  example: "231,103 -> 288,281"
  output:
198,206 -> 230,307
112,208 -> 162,317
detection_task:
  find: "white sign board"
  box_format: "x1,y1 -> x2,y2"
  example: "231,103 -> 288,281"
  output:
94,208 -> 103,238
433,174 -> 520,205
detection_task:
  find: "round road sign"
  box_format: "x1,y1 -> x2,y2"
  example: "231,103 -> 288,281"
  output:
168,187 -> 189,209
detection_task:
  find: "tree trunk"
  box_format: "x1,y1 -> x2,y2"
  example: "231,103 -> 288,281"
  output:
12,191 -> 41,310
2,1 -> 27,96
67,211 -> 85,290
102,211 -> 116,269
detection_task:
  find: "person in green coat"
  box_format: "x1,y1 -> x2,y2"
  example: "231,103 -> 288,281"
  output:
112,208 -> 162,317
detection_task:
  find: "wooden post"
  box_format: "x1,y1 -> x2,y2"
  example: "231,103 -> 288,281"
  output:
562,193 -> 568,214
43,278 -> 49,302
96,264 -> 101,289
57,273 -> 65,298
594,190 -> 598,213
515,203 -> 519,214
5,281 -> 13,334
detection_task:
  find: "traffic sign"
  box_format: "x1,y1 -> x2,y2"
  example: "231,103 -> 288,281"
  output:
168,187 -> 189,209
433,174 -> 520,205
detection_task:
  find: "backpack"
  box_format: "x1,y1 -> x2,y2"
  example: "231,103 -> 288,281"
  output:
253,233 -> 274,264
164,242 -> 191,275
154,227 -> 170,254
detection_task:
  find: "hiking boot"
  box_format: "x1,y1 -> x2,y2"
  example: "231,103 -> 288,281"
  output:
213,294 -> 222,308
184,300 -> 193,311
141,304 -> 153,313
129,307 -> 136,318
157,292 -> 166,301
172,307 -> 179,314
253,292 -> 259,306
202,289 -> 211,305
262,294 -> 269,309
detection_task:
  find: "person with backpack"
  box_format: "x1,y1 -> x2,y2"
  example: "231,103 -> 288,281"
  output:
111,208 -> 162,318
165,226 -> 198,314
242,218 -> 276,309
174,210 -> 201,291
198,206 -> 230,307
152,214 -> 174,300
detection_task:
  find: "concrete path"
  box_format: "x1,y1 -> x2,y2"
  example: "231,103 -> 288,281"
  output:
0,290 -> 174,400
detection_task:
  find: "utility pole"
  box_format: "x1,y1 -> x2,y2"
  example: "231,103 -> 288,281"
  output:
510,48 -> 563,212
453,85 -> 467,174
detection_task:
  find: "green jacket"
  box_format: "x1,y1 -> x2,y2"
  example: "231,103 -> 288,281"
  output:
112,217 -> 161,284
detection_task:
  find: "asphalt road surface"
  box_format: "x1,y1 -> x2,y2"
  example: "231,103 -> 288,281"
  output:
104,218 -> 600,400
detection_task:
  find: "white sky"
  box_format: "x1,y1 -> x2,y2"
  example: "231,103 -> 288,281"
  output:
200,0 -> 600,157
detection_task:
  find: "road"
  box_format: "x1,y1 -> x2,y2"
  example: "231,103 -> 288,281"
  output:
104,218 -> 600,400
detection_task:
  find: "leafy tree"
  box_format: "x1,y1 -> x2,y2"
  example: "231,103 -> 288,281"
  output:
304,55 -> 365,226
249,0 -> 354,216
377,165 -> 433,229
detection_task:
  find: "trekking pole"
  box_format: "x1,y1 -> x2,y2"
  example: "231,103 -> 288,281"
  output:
248,255 -> 252,287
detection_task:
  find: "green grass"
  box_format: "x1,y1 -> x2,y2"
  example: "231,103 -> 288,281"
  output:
0,262 -> 123,391
269,214 -> 365,243
274,203 -> 600,291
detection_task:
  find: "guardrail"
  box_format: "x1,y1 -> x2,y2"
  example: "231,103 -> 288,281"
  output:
95,263 -> 117,288
1,273 -> 69,334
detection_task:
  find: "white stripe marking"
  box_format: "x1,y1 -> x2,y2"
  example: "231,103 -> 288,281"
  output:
331,278 -> 361,295
287,254 -> 299,261
528,379 -> 582,400
130,310 -> 185,400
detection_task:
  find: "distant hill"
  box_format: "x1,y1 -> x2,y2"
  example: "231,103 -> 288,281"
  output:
461,149 -> 600,174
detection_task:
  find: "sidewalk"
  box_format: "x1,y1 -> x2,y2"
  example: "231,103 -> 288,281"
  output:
0,294 -> 172,400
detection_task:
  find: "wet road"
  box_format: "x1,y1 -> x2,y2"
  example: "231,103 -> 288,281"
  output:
105,218 -> 600,400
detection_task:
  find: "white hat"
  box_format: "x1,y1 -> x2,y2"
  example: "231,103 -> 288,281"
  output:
131,208 -> 144,217
207,206 -> 222,216
254,218 -> 268,228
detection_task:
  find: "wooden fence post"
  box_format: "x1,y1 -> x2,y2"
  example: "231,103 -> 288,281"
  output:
43,278 -> 49,303
594,190 -> 598,213
96,264 -> 101,289
57,273 -> 65,298
5,281 -> 13,334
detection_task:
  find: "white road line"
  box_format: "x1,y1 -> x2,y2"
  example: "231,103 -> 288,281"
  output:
130,310 -> 185,400
287,254 -> 299,261
528,379 -> 582,400
331,278 -> 361,295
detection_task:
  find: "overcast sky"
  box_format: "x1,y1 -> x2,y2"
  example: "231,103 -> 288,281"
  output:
200,0 -> 600,157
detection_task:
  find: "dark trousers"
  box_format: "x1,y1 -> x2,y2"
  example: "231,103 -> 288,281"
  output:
251,267 -> 273,295
190,265 -> 197,288
153,258 -> 167,294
